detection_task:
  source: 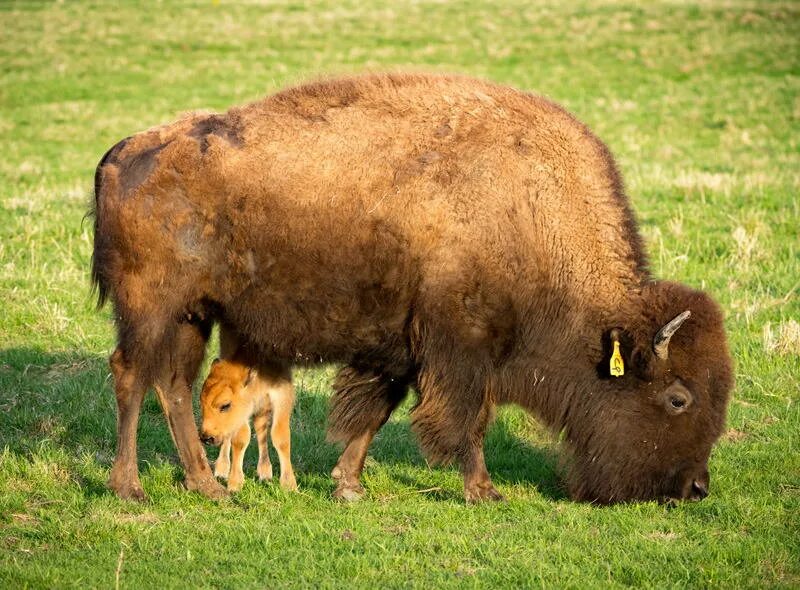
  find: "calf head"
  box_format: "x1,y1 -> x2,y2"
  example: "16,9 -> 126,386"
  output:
568,281 -> 734,504
199,359 -> 257,446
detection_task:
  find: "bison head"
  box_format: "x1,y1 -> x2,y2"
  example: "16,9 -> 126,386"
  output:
566,281 -> 733,504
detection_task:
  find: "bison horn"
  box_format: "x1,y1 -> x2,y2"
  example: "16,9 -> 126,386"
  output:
653,310 -> 691,360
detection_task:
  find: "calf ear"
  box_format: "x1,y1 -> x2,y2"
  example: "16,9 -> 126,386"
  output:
243,367 -> 257,388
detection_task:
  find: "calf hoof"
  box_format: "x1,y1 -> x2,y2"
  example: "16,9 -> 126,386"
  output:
280,473 -> 298,492
257,463 -> 273,482
214,463 -> 231,480
332,481 -> 365,502
464,483 -> 505,504
186,475 -> 229,500
108,477 -> 147,502
227,478 -> 243,493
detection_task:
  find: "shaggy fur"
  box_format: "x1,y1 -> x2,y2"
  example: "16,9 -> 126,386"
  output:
92,72 -> 733,503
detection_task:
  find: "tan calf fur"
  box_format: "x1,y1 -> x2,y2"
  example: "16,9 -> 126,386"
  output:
200,358 -> 297,492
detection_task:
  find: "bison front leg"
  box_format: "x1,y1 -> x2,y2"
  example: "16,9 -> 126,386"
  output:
327,366 -> 408,501
153,322 -> 228,500
107,348 -> 148,501
412,367 -> 503,504
461,436 -> 504,503
330,431 -> 371,502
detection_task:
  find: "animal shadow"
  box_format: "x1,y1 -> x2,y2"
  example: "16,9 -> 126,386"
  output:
0,347 -> 564,502
291,391 -> 565,501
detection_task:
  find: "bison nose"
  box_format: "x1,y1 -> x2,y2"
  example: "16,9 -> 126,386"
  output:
689,479 -> 709,501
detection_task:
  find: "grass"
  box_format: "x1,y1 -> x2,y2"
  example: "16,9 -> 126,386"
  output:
0,0 -> 798,587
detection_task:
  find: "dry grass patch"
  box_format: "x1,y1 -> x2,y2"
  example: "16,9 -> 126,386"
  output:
674,170 -> 735,195
645,531 -> 680,542
762,320 -> 800,356
724,429 -> 748,443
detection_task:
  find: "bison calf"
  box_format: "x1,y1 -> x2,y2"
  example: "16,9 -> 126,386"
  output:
199,358 -> 297,492
92,73 -> 733,504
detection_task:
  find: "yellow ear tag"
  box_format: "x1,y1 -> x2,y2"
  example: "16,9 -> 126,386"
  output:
610,339 -> 625,377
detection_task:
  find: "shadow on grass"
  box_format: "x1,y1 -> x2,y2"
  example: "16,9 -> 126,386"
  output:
0,346 -> 564,502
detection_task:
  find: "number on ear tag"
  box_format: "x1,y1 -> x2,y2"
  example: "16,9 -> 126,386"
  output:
610,340 -> 624,377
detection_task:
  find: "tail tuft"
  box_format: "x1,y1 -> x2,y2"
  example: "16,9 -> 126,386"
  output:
89,138 -> 129,310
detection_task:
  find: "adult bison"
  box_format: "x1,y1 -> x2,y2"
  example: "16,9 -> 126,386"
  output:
91,73 -> 733,504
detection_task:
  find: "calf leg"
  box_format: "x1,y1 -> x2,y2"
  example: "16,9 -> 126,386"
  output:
328,367 -> 408,501
252,409 -> 273,482
268,379 -> 297,491
214,437 -> 232,479
107,348 -> 148,500
152,322 -> 227,500
227,423 -> 251,492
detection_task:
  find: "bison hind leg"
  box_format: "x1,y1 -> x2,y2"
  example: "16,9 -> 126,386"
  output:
107,305 -> 226,500
106,307 -> 182,501
150,320 -> 228,500
107,346 -> 149,500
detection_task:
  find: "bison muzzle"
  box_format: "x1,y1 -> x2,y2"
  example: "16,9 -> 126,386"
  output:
91,73 -> 733,504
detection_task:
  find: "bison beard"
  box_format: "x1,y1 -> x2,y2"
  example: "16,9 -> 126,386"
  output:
90,73 -> 733,503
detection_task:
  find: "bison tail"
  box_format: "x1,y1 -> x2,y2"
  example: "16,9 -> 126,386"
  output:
88,206 -> 109,310
89,138 -> 129,310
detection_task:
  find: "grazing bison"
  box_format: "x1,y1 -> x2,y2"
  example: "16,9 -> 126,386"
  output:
91,73 -> 733,504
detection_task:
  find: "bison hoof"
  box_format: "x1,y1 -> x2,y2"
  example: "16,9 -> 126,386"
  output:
108,477 -> 147,502
333,482 -> 365,502
186,475 -> 230,500
464,484 -> 505,504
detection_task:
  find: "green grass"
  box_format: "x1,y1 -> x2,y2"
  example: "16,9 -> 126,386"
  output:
1,0 -> 798,587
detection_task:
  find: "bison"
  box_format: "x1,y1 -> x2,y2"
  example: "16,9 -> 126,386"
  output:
91,73 -> 733,504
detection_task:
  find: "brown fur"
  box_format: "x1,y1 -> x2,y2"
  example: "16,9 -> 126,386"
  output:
92,72 -> 733,503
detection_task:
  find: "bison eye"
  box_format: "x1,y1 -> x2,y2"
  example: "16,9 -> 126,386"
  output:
220,402 -> 231,412
662,381 -> 693,415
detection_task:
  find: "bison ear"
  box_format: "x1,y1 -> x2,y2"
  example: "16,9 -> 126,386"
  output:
598,329 -> 656,382
630,345 -> 656,382
599,328 -> 632,379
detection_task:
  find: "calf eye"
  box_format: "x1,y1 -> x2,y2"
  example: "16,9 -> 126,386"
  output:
220,402 -> 231,412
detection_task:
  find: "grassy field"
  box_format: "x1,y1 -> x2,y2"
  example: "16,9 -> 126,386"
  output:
1,0 -> 798,587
